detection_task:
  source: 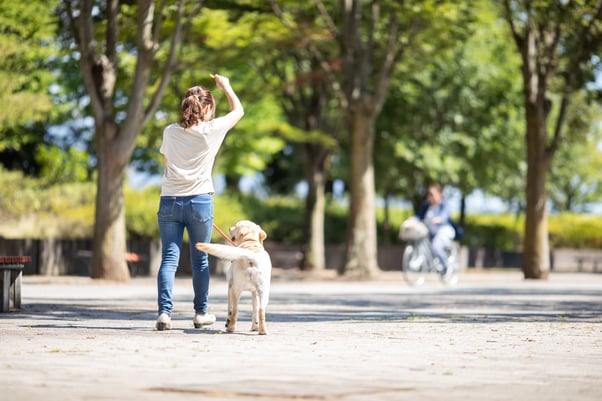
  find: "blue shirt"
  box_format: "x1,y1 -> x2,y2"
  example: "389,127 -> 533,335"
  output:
416,199 -> 452,238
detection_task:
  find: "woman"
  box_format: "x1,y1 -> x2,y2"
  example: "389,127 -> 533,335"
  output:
415,183 -> 456,273
156,74 -> 244,331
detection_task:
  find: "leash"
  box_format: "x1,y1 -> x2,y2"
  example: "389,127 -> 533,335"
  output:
212,223 -> 237,247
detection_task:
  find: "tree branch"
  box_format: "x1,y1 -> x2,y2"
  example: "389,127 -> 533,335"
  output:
341,0 -> 361,103
547,90 -> 569,158
360,1 -> 377,97
574,0 -> 602,63
314,0 -> 338,38
152,0 -> 166,45
69,0 -> 106,120
106,0 -> 118,66
142,0 -> 194,127
63,0 -> 80,46
373,14 -> 399,115
118,0 -> 159,160
502,0 -> 525,50
269,0 -> 347,109
548,0 -> 602,157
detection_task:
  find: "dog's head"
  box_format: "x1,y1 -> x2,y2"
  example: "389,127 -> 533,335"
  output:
229,220 -> 267,246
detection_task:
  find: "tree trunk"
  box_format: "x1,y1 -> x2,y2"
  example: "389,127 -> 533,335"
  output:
91,121 -> 130,281
503,0 -> 602,278
340,108 -> 380,278
301,145 -> 330,271
383,192 -> 391,245
459,192 -> 466,228
224,174 -> 241,193
519,24 -> 551,280
522,104 -> 551,279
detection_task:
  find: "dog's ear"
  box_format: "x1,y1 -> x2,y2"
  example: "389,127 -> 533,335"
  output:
229,226 -> 239,241
259,228 -> 267,243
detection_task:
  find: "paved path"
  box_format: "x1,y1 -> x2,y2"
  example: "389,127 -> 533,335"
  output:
1,270 -> 601,401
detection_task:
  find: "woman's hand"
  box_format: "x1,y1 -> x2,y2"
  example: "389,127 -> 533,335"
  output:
211,73 -> 230,90
209,73 -> 243,128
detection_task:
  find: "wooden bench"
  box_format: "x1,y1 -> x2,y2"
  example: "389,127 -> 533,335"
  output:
0,256 -> 31,312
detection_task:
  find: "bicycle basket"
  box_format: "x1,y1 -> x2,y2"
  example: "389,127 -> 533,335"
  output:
399,217 -> 428,241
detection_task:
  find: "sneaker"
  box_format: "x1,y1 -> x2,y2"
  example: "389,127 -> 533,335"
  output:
193,313 -> 216,328
156,313 -> 172,331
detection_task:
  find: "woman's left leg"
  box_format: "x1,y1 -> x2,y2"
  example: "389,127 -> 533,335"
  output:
157,197 -> 185,317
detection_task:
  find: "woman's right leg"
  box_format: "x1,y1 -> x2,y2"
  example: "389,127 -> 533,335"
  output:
157,197 -> 184,316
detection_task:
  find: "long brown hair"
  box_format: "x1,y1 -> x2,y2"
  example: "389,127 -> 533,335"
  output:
180,86 -> 215,128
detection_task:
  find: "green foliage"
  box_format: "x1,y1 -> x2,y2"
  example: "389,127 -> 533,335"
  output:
375,1 -> 524,207
0,0 -> 57,140
124,186 -> 160,240
0,168 -> 42,217
462,214 -> 524,250
0,167 -> 95,238
222,195 -> 306,244
376,207 -> 413,245
36,145 -> 92,184
462,213 -> 602,250
548,93 -> 602,212
549,214 -> 602,249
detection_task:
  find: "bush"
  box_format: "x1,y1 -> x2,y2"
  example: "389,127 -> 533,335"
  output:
549,213 -> 602,249
462,214 -> 524,250
460,213 -> 602,250
0,168 -> 95,238
125,186 -> 160,239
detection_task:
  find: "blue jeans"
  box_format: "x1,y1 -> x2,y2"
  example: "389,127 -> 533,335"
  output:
157,194 -> 213,316
430,224 -> 455,270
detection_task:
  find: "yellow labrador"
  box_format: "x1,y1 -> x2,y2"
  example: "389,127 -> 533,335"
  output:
196,220 -> 272,335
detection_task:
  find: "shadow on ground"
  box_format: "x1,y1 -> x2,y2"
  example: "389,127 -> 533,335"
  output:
6,285 -> 601,326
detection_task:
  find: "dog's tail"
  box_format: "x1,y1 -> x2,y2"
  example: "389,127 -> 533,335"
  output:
195,242 -> 259,262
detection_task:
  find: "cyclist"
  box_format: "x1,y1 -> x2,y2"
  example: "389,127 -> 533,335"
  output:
415,183 -> 457,274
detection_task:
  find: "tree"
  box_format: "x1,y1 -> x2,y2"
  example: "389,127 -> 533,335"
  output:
0,1 -> 56,173
269,1 -> 474,277
61,0 -> 201,280
375,2 -> 524,225
279,60 -> 340,271
501,0 -> 602,279
185,2 -> 339,270
254,18 -> 340,271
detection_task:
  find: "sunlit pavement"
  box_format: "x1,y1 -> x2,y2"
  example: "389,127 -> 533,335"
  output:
1,270 -> 601,401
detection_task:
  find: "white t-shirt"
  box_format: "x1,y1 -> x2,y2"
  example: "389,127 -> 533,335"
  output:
159,116 -> 233,196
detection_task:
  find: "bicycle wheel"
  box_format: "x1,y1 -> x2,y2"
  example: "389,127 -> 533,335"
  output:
440,243 -> 460,285
402,242 -> 427,286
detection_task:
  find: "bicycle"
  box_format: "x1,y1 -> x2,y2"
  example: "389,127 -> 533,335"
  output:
399,217 -> 460,286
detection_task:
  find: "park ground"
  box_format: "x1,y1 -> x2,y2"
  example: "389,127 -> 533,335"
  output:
1,269 -> 601,401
